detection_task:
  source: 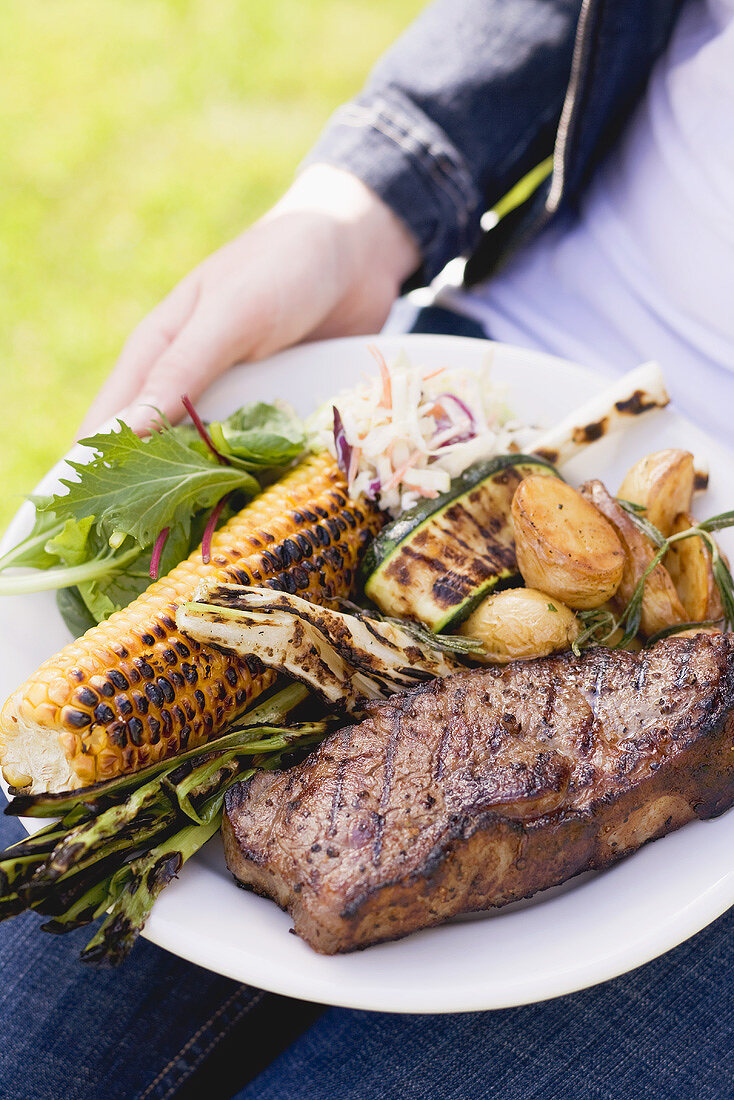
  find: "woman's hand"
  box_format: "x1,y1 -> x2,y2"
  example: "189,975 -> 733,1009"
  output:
79,165 -> 420,435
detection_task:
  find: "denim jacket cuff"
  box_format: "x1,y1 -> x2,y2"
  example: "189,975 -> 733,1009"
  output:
302,88 -> 483,283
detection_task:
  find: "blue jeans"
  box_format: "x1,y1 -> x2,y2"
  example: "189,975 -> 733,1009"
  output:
235,921 -> 734,1100
0,810 -> 265,1100
2,785 -> 732,1099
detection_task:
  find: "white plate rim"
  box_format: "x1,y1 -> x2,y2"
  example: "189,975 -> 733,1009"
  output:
140,860 -> 733,1013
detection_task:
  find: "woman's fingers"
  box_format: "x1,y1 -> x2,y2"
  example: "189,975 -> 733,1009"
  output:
121,303 -> 244,431
78,322 -> 172,437
78,167 -> 420,439
77,276 -> 201,436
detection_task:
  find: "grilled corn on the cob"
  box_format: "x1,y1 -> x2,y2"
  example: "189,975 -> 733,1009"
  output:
0,453 -> 383,794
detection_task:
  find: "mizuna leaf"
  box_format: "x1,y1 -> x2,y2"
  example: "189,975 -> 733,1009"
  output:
77,524 -> 192,623
0,501 -> 66,573
44,420 -> 259,549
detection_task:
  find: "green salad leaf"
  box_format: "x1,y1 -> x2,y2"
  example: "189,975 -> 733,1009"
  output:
209,402 -> 306,470
45,420 -> 259,549
56,587 -> 97,638
77,522 -> 194,624
46,516 -> 97,566
0,400 -> 307,634
0,500 -> 65,572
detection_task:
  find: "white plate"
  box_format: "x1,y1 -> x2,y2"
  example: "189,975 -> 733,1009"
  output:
1,334 -> 732,1013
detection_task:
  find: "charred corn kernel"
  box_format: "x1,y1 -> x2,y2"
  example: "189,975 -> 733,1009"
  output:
0,453 -> 384,793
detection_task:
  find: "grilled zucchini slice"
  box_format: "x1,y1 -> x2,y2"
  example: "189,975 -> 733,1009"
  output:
362,454 -> 559,631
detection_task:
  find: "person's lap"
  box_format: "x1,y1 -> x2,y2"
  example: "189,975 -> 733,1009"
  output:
0,810 -> 272,1100
3,790 -> 732,1100
236,908 -> 733,1099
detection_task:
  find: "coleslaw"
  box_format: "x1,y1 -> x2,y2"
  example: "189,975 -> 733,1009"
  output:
308,346 -> 532,515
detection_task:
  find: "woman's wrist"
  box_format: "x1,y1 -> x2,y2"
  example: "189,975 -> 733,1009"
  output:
270,164 -> 421,295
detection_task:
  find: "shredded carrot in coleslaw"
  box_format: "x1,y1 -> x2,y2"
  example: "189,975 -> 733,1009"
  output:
368,344 -> 392,409
381,449 -> 422,494
308,347 -> 528,516
347,445 -> 361,486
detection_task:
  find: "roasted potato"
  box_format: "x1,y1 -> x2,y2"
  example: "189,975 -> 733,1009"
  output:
581,480 -> 687,637
511,476 -> 625,610
459,588 -> 580,664
664,512 -> 724,622
669,627 -> 723,639
617,449 -> 694,537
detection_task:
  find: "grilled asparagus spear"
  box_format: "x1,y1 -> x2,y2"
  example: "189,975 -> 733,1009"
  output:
0,684 -> 328,962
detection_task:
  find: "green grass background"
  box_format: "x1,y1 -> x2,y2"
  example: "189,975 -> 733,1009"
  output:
0,0 -> 422,532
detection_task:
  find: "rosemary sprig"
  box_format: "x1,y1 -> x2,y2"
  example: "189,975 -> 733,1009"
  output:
645,620 -> 723,647
331,597 -> 484,656
713,554 -> 734,627
575,505 -> 734,653
384,617 -> 484,656
572,607 -> 618,655
699,510 -> 734,532
616,499 -> 666,547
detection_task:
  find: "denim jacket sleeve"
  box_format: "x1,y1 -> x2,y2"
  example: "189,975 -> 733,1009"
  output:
303,0 -> 582,282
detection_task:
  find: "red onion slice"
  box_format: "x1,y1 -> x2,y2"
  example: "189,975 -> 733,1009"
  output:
432,392 -> 477,447
149,527 -> 171,580
201,494 -> 230,565
332,406 -> 353,477
434,392 -> 476,429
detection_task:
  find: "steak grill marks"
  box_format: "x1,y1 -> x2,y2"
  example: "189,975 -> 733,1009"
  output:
223,635 -> 734,954
373,714 -> 401,865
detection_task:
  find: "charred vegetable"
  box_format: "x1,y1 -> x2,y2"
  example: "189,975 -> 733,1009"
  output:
176,583 -> 465,711
361,455 -> 559,631
529,361 -> 670,466
459,588 -> 580,663
511,476 -> 625,610
0,684 -> 330,964
0,452 -> 382,795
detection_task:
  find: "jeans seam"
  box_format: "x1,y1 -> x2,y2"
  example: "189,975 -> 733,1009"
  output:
138,986 -> 265,1100
158,990 -> 266,1100
333,98 -> 478,247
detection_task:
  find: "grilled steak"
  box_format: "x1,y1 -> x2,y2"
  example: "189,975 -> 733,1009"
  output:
223,635 -> 734,953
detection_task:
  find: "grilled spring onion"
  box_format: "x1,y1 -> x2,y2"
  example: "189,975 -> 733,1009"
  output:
177,583 -> 466,712
0,684 -> 331,963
